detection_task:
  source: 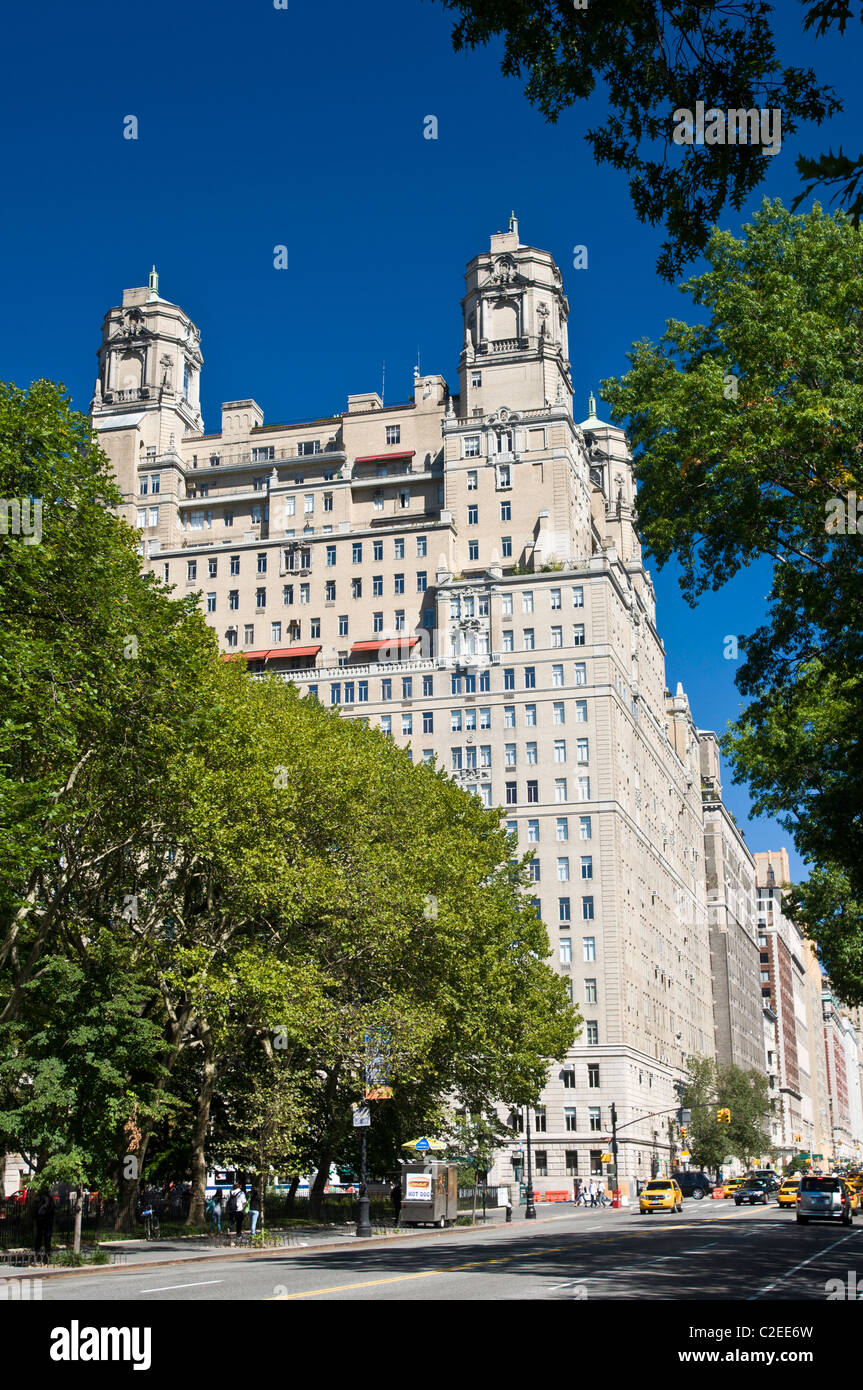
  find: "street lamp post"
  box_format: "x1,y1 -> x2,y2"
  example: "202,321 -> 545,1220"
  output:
356,1124 -> 372,1238
524,1104 -> 536,1220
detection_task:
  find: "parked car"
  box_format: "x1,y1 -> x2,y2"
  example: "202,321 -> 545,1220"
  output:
797,1175 -> 855,1226
735,1177 -> 773,1206
672,1171 -> 713,1201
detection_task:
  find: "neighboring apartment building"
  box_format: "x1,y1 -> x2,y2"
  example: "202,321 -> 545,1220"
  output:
91,222 -> 727,1191
755,849 -> 863,1168
699,733 -> 763,1074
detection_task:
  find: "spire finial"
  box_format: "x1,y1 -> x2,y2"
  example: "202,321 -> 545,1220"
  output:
508,211 -> 518,236
148,265 -> 159,299
588,390 -> 597,418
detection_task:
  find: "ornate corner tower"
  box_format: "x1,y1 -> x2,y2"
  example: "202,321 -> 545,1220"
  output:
458,214 -> 572,417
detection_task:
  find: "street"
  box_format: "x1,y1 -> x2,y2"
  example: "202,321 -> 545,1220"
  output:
33,1201 -> 863,1301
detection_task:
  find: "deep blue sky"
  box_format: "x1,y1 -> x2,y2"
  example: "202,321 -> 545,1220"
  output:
4,0 -> 860,884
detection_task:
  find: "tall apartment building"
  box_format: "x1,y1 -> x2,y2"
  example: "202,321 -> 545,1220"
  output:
698,733 -> 763,1073
91,223 -> 720,1190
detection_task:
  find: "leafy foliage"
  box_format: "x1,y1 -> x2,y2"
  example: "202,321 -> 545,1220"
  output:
431,0 -> 859,278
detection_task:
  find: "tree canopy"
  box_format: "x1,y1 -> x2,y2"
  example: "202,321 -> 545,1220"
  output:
431,0 -> 860,278
601,200 -> 863,1002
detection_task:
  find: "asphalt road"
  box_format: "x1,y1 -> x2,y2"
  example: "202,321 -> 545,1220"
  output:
33,1200 -> 863,1301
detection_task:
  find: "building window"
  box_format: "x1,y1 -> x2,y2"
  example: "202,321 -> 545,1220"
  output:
402,714 -> 412,735
257,552 -> 267,575
187,560 -> 197,581
381,679 -> 392,701
256,588 -> 266,609
526,740 -> 538,763
500,500 -> 511,521
573,624 -> 586,647
206,592 -> 216,613
310,618 -> 320,638
471,371 -> 482,388
589,1107 -> 601,1132
557,857 -> 570,882
589,1151 -> 603,1176
502,631 -> 514,653
422,710 -> 434,733
338,614 -> 349,637
225,628 -> 237,647
416,571 -> 427,592
585,981 -> 598,1006
467,505 -> 478,525
579,816 -> 591,840
575,663 -> 587,686
402,676 -> 413,700
505,782 -> 517,805
524,667 -> 536,689
352,578 -> 362,600
559,897 -> 571,922
394,610 -> 405,631
326,545 -> 337,567
586,1022 -> 599,1046
230,555 -> 240,576
551,626 -> 563,648
300,583 -> 310,604
527,819 -> 539,843
393,538 -> 405,560
583,936 -> 596,962
562,1068 -> 576,1089
552,664 -> 564,688
468,540 -> 479,561
229,589 -> 239,610
523,629 -> 535,651
550,588 -> 561,610
575,700 -> 588,722
560,938 -> 572,965
504,668 -> 515,691
564,1108 -> 577,1132
323,492 -> 334,512
528,859 -> 541,883
572,586 -> 584,607
244,624 -> 255,644
497,463 -> 512,488
554,739 -> 566,763
535,1150 -> 548,1177
501,536 -> 512,557
325,581 -> 336,601
578,777 -> 591,801
555,778 -> 568,802
553,702 -> 565,725
566,1150 -> 579,1174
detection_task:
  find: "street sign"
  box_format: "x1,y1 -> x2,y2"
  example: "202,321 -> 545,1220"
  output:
601,1152 -> 613,1163
352,1106 -> 371,1128
680,1150 -> 691,1160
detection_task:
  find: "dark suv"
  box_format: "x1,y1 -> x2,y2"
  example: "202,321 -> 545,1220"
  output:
672,1171 -> 713,1201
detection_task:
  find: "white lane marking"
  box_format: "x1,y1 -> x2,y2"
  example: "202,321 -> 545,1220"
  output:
139,1279 -> 224,1293
747,1229 -> 861,1300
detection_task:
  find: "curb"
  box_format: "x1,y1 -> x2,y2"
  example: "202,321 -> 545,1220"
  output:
13,1217 -> 508,1281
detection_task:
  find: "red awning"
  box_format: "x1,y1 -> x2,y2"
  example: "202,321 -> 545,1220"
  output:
350,637 -> 420,654
224,645 -> 322,662
267,645 -> 322,660
352,450 -> 416,464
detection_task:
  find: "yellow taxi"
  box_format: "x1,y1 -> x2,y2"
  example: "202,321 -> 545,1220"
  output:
640,1178 -> 683,1214
722,1177 -> 745,1199
777,1175 -> 801,1207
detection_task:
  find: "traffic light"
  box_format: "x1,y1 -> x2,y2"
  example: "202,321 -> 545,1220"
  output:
680,1126 -> 687,1139
717,1107 -> 731,1124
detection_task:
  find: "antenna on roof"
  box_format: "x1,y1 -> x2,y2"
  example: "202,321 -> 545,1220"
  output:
381,360 -> 386,406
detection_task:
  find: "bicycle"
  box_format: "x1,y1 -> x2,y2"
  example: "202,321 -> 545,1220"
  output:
141,1208 -> 160,1240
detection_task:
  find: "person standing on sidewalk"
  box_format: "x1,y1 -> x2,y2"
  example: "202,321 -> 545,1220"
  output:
390,1180 -> 402,1226
34,1191 -> 55,1262
227,1182 -> 247,1240
249,1186 -> 261,1237
208,1188 -> 223,1235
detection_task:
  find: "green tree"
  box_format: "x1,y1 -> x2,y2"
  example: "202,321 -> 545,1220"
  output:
432,0 -> 860,278
681,1057 -> 728,1174
787,867 -> 863,1007
719,1063 -> 774,1167
601,200 -> 863,975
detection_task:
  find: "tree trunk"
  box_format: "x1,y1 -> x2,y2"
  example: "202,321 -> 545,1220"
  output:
285,1174 -> 300,1212
309,1149 -> 332,1221
187,1023 -> 217,1227
72,1185 -> 83,1254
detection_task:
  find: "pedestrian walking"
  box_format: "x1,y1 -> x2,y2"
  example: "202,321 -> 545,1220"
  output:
589,1180 -> 598,1208
33,1191 -> 55,1262
390,1179 -> 402,1225
226,1182 -> 247,1239
249,1186 -> 261,1237
207,1188 -> 223,1234
573,1179 -> 582,1206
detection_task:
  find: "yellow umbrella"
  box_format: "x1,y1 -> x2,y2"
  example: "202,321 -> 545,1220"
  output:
401,1137 -> 447,1153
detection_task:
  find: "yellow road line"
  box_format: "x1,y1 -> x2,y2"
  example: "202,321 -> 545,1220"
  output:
268,1217 -> 743,1299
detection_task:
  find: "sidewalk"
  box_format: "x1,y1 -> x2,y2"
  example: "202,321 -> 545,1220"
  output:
2,1202 -> 607,1280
